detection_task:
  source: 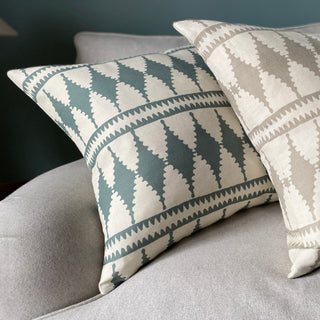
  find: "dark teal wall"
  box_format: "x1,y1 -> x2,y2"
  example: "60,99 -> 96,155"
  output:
1,0 -> 320,182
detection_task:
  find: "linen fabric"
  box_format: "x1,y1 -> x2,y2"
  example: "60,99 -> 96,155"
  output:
75,32 -> 189,63
35,203 -> 320,320
174,20 -> 320,278
8,46 -> 276,294
74,25 -> 320,65
0,159 -> 103,320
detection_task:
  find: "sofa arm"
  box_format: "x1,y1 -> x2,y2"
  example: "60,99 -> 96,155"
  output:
0,159 -> 104,320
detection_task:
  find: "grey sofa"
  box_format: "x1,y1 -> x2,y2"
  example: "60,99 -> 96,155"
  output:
2,25 -> 320,320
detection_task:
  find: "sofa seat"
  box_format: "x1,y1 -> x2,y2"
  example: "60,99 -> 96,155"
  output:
0,160 -> 103,319
33,193 -> 320,320
0,160 -> 320,320
2,159 -> 320,320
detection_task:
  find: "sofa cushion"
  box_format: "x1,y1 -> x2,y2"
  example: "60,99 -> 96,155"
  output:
35,202 -> 320,320
75,32 -> 189,63
8,46 -> 276,295
0,159 -> 103,320
174,20 -> 320,279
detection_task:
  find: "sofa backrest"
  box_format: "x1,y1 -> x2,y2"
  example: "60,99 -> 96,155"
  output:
74,33 -> 189,63
74,23 -> 320,64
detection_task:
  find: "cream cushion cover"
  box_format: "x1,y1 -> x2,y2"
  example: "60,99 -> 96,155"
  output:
174,20 -> 320,278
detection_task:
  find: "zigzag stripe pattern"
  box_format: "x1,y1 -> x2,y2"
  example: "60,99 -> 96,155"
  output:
287,219 -> 320,249
105,186 -> 274,264
192,22 -> 266,61
22,65 -> 83,100
248,91 -> 320,150
8,46 -> 277,294
85,90 -> 229,168
174,19 -> 320,278
248,91 -> 320,139
104,175 -> 274,263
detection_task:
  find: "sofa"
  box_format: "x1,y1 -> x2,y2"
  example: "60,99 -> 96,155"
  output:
2,23 -> 320,320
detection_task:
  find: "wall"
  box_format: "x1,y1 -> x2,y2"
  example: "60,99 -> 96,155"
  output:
1,0 -> 320,182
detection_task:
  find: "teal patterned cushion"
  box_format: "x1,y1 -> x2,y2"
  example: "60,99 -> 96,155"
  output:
8,46 -> 277,294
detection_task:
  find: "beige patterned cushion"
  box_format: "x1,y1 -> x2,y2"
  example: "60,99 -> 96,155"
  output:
174,20 -> 320,278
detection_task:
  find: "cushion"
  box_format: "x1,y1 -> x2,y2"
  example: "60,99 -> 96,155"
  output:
0,159 -> 103,320
35,203 -> 320,320
74,32 -> 189,63
7,46 -> 276,294
174,20 -> 320,278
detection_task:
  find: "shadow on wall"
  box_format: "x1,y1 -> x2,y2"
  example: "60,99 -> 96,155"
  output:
1,15 -> 82,183
1,0 -> 320,182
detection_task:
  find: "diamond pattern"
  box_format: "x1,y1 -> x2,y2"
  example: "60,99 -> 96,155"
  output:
117,61 -> 149,102
191,112 -> 222,188
225,44 -> 270,110
170,55 -> 201,90
62,74 -> 97,127
161,119 -> 195,198
89,66 -> 120,112
108,146 -> 136,224
215,109 -> 247,181
97,167 -> 113,240
284,35 -> 320,78
287,134 -> 316,217
132,130 -> 166,209
43,89 -> 83,142
144,57 -> 177,94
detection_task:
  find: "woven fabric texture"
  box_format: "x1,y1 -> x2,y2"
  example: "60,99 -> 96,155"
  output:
8,46 -> 276,293
174,20 -> 320,278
